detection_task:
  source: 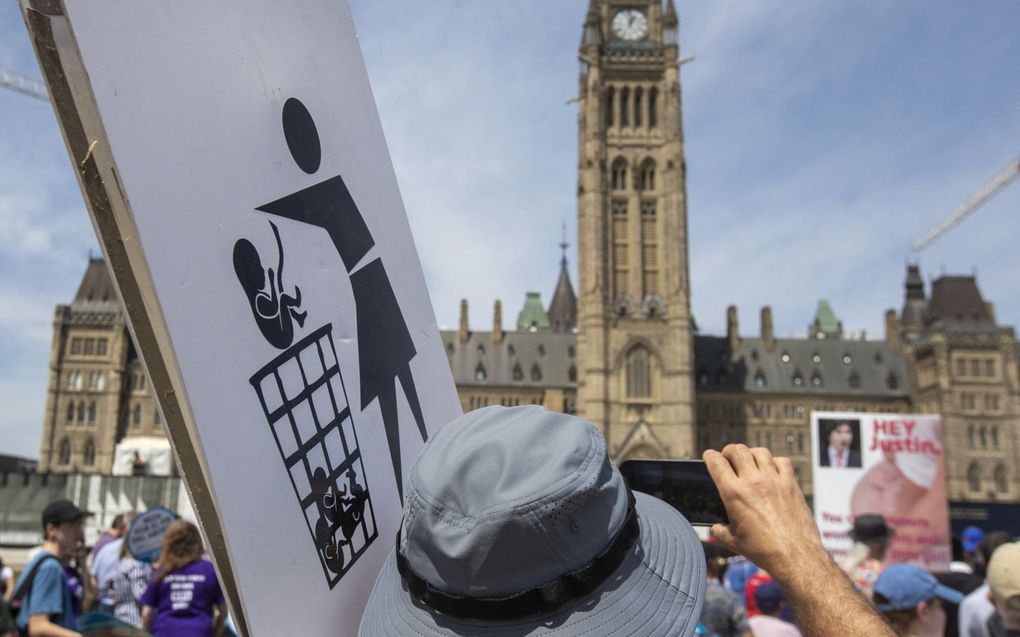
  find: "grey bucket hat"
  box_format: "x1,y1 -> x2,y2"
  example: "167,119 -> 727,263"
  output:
359,405 -> 706,636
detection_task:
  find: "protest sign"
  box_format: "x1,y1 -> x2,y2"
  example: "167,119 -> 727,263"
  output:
125,507 -> 177,563
812,412 -> 951,571
22,1 -> 462,634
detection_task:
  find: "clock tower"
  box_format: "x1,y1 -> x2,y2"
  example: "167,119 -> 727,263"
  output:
575,0 -> 695,460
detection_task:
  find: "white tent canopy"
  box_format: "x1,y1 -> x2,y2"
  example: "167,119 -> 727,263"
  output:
112,436 -> 174,476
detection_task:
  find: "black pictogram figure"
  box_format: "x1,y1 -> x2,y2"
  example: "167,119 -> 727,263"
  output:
256,97 -> 428,501
232,221 -> 307,349
249,325 -> 377,588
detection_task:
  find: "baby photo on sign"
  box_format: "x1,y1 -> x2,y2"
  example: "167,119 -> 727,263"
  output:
818,418 -> 862,469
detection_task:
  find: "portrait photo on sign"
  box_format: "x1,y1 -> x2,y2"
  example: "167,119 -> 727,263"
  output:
818,418 -> 862,468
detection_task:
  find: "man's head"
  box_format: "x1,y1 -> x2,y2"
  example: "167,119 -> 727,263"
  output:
873,564 -> 963,637
41,499 -> 90,562
987,542 -> 1020,630
754,581 -> 784,617
976,531 -> 1011,576
702,542 -> 729,580
961,526 -> 984,556
825,420 -> 854,451
359,405 -> 707,636
851,514 -> 894,560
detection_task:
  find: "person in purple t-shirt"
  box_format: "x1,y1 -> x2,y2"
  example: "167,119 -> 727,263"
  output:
140,521 -> 226,637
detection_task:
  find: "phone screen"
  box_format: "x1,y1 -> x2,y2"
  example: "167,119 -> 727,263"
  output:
619,459 -> 728,525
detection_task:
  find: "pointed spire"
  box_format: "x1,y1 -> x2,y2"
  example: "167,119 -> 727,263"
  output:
664,0 -> 678,23
549,223 -> 577,333
581,0 -> 602,48
663,0 -> 679,44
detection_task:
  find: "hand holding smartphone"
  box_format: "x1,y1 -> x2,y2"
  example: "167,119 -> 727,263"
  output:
619,459 -> 729,525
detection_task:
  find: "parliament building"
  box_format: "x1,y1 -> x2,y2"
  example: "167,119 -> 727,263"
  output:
36,1 -> 1018,517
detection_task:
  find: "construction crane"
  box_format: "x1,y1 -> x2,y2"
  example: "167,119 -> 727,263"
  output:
913,155 -> 1020,252
0,67 -> 49,102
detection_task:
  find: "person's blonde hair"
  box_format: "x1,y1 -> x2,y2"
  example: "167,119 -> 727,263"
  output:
155,520 -> 204,582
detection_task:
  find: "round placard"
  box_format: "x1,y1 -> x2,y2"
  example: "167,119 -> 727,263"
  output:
125,507 -> 178,563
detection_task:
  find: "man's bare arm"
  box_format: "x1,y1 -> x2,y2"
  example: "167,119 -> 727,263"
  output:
704,444 -> 894,637
27,614 -> 83,637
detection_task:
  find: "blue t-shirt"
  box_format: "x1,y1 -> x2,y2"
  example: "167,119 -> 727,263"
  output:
14,552 -> 75,632
139,559 -> 224,637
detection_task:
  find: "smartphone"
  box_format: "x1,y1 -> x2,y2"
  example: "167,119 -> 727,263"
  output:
619,459 -> 728,525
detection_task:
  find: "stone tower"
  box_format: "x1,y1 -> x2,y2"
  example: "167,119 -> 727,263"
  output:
575,0 -> 695,460
38,259 -> 164,474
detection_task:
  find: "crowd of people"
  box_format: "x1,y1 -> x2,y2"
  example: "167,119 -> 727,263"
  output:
3,405 -> 1019,637
696,496 -> 1017,637
1,502 -> 227,637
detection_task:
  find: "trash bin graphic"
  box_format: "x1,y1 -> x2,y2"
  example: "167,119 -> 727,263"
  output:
249,324 -> 377,588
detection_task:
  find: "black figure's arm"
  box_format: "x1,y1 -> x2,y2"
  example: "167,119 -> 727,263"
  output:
257,175 -> 375,273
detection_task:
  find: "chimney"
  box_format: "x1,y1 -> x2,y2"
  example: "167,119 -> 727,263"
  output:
761,306 -> 775,351
492,300 -> 504,344
727,305 -> 740,352
458,299 -> 469,344
885,309 -> 901,354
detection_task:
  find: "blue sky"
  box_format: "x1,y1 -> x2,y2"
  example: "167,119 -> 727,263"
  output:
1,1 -> 1019,459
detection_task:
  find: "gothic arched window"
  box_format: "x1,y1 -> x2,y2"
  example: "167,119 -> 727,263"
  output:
967,463 -> 981,492
133,404 -> 142,427
980,426 -> 988,449
512,362 -> 523,382
58,438 -> 71,465
77,402 -> 86,422
994,464 -> 1008,493
83,439 -> 96,467
88,402 -> 96,423
633,87 -> 643,127
66,402 -> 74,421
626,346 -> 652,398
568,365 -> 577,383
638,159 -> 656,191
648,87 -> 658,128
474,363 -> 487,382
619,87 -> 630,127
611,158 -> 628,191
605,86 -> 615,128
531,363 -> 543,382
991,426 -> 1000,449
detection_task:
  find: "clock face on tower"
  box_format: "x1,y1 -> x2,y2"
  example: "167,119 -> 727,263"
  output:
611,9 -> 648,41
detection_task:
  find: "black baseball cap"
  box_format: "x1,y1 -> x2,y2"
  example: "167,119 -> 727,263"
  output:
42,500 -> 92,527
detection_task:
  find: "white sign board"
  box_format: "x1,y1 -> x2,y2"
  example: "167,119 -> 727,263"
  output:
126,507 -> 177,563
812,412 -> 950,571
23,1 -> 462,634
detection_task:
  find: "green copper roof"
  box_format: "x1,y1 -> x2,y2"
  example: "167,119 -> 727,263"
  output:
517,292 -> 550,331
814,299 -> 840,334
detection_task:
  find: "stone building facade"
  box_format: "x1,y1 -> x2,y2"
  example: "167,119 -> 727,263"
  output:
37,259 -> 162,474
36,2 -> 1019,506
574,0 -> 696,461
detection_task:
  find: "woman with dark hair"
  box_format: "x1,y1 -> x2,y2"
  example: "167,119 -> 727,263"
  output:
140,521 -> 226,637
